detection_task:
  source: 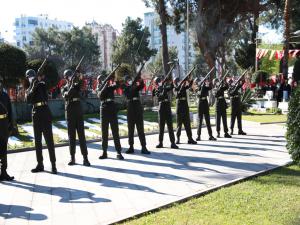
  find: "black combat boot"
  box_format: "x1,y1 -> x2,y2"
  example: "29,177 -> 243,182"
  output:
156,143 -> 163,148
217,132 -> 221,138
125,146 -> 134,154
68,155 -> 76,166
31,164 -> 44,173
209,136 -> 217,141
188,139 -> 197,144
196,136 -> 201,141
99,151 -> 108,159
116,152 -> 124,160
51,163 -> 57,174
83,156 -> 91,166
141,146 -> 151,154
238,130 -> 247,135
171,143 -> 179,149
230,129 -> 234,135
0,171 -> 14,181
176,138 -> 180,144
224,133 -> 232,138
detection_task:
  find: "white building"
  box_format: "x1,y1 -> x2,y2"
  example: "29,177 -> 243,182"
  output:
86,22 -> 117,70
0,32 -> 4,43
14,14 -> 73,48
144,12 -> 196,74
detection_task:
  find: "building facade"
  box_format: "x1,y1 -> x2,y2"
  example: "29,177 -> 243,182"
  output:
14,14 -> 73,48
144,12 -> 196,74
86,22 -> 117,71
0,32 -> 4,43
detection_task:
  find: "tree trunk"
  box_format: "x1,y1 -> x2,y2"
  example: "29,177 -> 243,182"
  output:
282,0 -> 290,78
158,0 -> 170,75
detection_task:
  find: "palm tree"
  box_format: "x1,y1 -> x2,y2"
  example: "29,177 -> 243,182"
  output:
282,0 -> 290,78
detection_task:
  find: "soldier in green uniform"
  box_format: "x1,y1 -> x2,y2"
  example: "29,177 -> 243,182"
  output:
122,75 -> 150,154
97,74 -> 124,160
61,69 -> 91,166
0,80 -> 14,181
173,77 -> 197,144
25,69 -> 57,174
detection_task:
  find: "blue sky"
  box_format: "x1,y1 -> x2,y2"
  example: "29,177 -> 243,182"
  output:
0,0 -> 282,44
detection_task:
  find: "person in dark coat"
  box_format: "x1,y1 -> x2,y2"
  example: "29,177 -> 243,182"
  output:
213,78 -> 231,138
173,77 -> 197,144
61,69 -> 90,166
194,77 -> 216,141
0,80 -> 14,181
97,74 -> 124,160
228,79 -> 246,135
25,69 -> 57,174
152,77 -> 178,149
122,75 -> 150,154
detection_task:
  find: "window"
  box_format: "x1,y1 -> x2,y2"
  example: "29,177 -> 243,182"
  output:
22,36 -> 26,41
17,42 -> 20,47
15,21 -> 19,27
29,41 -> 34,46
28,19 -> 38,25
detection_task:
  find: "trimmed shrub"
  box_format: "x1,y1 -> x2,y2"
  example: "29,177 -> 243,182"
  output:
286,87 -> 300,164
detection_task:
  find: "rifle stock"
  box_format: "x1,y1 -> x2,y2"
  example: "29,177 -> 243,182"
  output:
162,64 -> 176,85
98,64 -> 121,92
198,66 -> 215,86
70,56 -> 85,82
133,62 -> 145,83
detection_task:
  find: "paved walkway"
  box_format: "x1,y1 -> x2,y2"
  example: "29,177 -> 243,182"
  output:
0,121 -> 290,225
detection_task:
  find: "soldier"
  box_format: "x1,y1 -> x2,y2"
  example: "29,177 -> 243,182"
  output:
152,77 -> 178,149
195,77 -> 217,141
213,78 -> 231,138
61,69 -> 91,166
228,79 -> 247,135
97,74 -> 124,160
122,75 -> 150,154
0,80 -> 14,181
173,77 -> 197,144
25,69 -> 57,174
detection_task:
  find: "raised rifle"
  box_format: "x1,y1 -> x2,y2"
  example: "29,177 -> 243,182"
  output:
178,65 -> 196,92
70,56 -> 85,85
232,68 -> 250,87
218,70 -> 230,87
97,64 -> 121,93
162,62 -> 177,85
132,62 -> 145,84
197,66 -> 215,87
37,56 -> 49,76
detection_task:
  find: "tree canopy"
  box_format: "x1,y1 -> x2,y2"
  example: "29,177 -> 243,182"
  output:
0,43 -> 27,87
112,17 -> 156,74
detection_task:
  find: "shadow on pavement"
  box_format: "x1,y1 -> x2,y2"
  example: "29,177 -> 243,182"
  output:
0,204 -> 47,220
1,180 -> 111,203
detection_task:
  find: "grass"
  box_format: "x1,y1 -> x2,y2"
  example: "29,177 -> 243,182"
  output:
242,114 -> 287,123
121,165 -> 300,225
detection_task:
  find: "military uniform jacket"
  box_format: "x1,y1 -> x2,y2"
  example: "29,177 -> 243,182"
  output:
228,83 -> 243,108
174,82 -> 192,115
97,82 -> 118,108
25,81 -> 50,115
123,79 -> 144,101
61,80 -> 83,120
0,91 -> 13,137
215,84 -> 228,111
152,83 -> 173,111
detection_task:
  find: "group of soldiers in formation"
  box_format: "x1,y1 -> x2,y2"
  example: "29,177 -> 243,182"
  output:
0,65 -> 247,181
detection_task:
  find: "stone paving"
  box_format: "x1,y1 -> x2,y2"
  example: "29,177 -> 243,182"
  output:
0,121 -> 291,225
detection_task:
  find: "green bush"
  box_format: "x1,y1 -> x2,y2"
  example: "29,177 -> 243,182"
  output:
241,88 -> 255,112
251,70 -> 269,84
286,87 -> 300,165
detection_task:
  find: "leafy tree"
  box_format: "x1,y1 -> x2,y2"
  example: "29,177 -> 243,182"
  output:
27,59 -> 59,89
286,87 -> 300,165
235,35 -> 256,70
0,43 -> 27,87
146,46 -> 178,76
112,17 -> 156,74
251,70 -> 269,84
25,27 -> 101,74
143,0 -> 172,74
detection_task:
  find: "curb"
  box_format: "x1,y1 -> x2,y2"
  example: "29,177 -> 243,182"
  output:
108,161 -> 293,225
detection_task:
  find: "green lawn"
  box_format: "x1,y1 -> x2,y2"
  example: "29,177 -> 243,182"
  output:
242,113 -> 287,123
121,165 -> 300,225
